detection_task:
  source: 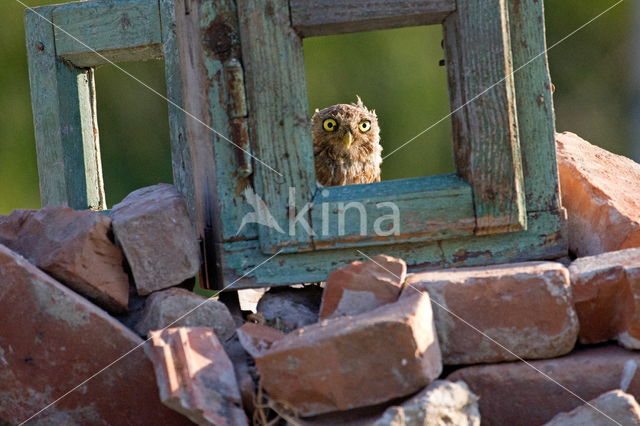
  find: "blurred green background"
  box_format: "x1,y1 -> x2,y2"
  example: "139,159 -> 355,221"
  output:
0,0 -> 633,214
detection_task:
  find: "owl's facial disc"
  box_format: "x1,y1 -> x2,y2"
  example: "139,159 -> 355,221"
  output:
343,131 -> 353,148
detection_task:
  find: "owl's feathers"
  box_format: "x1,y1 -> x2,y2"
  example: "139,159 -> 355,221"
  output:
312,97 -> 382,187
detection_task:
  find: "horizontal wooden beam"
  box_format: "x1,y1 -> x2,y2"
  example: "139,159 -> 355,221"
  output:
311,174 -> 475,249
52,0 -> 163,67
290,0 -> 456,37
220,209 -> 567,288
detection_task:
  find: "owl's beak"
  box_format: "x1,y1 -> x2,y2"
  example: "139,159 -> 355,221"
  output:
343,131 -> 353,148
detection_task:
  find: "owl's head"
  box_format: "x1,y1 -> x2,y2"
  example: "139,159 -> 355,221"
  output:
311,96 -> 380,153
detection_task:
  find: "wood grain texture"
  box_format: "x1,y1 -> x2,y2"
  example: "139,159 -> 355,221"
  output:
311,174 -> 475,249
159,0 -> 195,218
170,0 -> 224,289
290,0 -> 455,37
221,209 -> 566,288
237,0 -> 316,254
444,0 -> 526,235
52,0 -> 163,67
26,6 -> 106,210
508,0 -> 561,212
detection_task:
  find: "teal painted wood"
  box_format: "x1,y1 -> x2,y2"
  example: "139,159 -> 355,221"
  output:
445,0 -> 526,235
290,0 -> 455,37
508,0 -> 561,213
52,0 -> 163,67
159,0 -> 195,218
168,0 -> 258,242
168,0 -> 223,289
311,174 -> 475,249
25,6 -> 106,210
237,0 -> 317,254
220,210 -> 566,288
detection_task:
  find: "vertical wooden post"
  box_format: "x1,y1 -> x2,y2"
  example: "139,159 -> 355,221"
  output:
25,6 -> 106,210
444,0 -> 526,235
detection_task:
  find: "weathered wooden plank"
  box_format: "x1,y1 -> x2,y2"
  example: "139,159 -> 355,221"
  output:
443,12 -> 469,179
508,0 -> 561,212
169,0 -> 223,289
221,209 -> 566,288
168,0 -> 263,289
311,174 -> 475,249
444,0 -> 526,235
290,0 -> 456,37
25,6 -> 106,210
159,0 -> 195,218
237,0 -> 316,254
52,0 -> 163,67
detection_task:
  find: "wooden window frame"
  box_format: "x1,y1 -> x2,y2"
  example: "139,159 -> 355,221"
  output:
241,0 -> 525,255
25,0 -> 566,290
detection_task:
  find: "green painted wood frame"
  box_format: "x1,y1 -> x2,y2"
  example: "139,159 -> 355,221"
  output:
25,0 -> 566,290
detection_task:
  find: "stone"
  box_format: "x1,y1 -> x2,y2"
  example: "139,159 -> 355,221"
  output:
556,132 -> 640,257
374,380 -> 480,426
110,184 -> 201,296
145,327 -> 248,426
0,206 -> 129,313
543,390 -> 640,426
133,287 -> 236,340
256,285 -> 323,332
0,244 -> 189,425
447,345 -> 640,426
403,261 -> 578,365
238,288 -> 266,312
256,293 -> 442,417
236,323 -> 286,358
222,335 -> 258,417
319,255 -> 406,320
569,248 -> 640,349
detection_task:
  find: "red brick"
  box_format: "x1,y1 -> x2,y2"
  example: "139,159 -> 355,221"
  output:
0,244 -> 189,425
111,184 -> 201,295
319,255 -> 406,319
0,206 -> 129,313
556,132 -> 640,256
236,323 -> 285,358
403,261 -> 578,365
569,247 -> 640,349
145,328 -> 248,425
256,293 -> 442,417
447,345 -> 640,426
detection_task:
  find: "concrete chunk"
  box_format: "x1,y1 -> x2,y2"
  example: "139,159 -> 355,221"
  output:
544,390 -> 640,426
133,287 -> 236,340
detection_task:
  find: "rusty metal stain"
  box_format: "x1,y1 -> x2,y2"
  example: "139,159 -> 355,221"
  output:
203,18 -> 240,62
231,118 -> 252,177
224,59 -> 248,118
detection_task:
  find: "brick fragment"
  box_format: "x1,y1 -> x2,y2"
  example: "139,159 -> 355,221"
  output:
319,255 -> 406,319
256,294 -> 442,417
403,261 -> 578,364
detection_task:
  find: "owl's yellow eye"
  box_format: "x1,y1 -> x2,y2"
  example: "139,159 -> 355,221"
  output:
322,118 -> 338,132
359,120 -> 371,133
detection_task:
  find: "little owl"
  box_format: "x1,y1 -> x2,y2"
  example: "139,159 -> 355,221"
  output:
312,97 -> 382,186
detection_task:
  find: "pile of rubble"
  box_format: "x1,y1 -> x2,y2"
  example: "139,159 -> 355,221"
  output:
1,133 -> 640,425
